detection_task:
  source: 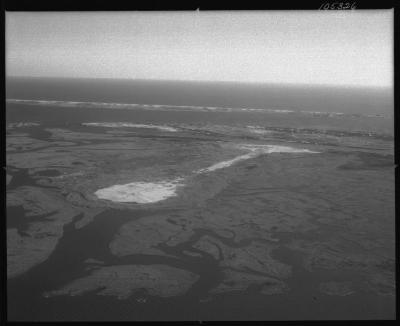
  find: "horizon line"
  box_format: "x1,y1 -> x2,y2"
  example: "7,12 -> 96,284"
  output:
6,75 -> 393,90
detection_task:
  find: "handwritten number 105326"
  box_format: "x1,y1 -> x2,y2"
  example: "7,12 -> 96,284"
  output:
319,2 -> 357,10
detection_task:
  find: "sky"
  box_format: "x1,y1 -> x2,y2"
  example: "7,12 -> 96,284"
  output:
6,10 -> 393,87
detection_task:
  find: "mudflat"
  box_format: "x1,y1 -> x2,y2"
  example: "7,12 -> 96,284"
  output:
6,102 -> 394,320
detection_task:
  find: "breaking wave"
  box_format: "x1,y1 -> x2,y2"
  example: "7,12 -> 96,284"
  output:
7,122 -> 40,128
6,98 -> 391,119
82,122 -> 178,132
246,125 -> 274,135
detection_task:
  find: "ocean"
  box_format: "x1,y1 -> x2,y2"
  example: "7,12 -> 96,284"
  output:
6,77 -> 395,320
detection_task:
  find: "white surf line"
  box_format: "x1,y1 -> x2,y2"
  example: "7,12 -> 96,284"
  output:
13,98 -> 388,118
7,122 -> 40,128
8,98 -> 358,117
94,178 -> 184,204
196,144 -> 320,173
5,98 -> 260,112
82,122 -> 178,132
246,126 -> 273,135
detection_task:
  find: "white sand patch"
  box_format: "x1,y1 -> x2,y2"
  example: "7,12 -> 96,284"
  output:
95,179 -> 183,203
197,153 -> 255,173
197,144 -> 320,173
82,122 -> 177,132
239,144 -> 320,154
